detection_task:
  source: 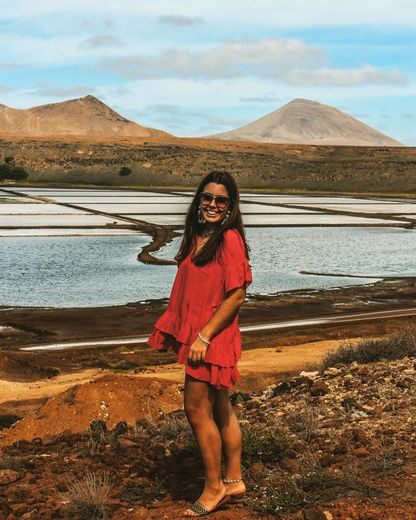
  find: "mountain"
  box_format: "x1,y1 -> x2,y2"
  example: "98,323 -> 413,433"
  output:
209,98 -> 403,146
0,95 -> 170,138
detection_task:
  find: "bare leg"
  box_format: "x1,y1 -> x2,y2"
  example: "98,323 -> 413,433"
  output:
183,375 -> 227,516
214,390 -> 246,496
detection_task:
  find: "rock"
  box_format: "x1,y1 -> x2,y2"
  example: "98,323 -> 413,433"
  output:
291,376 -> 313,388
310,381 -> 329,396
273,381 -> 291,395
353,447 -> 370,457
323,367 -> 341,377
300,370 -> 319,379
351,428 -> 368,445
117,437 -> 139,448
303,508 -> 328,519
0,469 -> 21,485
279,457 -> 300,473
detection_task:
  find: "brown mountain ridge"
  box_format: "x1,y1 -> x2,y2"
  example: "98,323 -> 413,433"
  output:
209,98 -> 403,146
0,95 -> 170,139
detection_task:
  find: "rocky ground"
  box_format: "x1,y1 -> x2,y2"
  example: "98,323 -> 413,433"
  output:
0,345 -> 415,519
1,134 -> 416,192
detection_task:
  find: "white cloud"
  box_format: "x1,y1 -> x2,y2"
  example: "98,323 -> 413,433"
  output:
158,15 -> 205,26
282,65 -> 407,86
239,93 -> 282,103
100,38 -> 325,79
99,41 -> 407,87
78,35 -> 123,50
32,83 -> 96,97
3,0 -> 416,27
0,85 -> 16,94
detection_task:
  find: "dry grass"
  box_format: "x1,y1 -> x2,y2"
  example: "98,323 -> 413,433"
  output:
64,469 -> 113,520
321,327 -> 416,369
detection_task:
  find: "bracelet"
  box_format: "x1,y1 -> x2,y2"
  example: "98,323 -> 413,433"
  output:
198,332 -> 210,347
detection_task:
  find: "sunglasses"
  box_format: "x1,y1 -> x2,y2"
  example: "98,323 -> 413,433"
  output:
199,192 -> 230,210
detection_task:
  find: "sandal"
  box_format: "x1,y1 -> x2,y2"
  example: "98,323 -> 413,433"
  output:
184,495 -> 230,516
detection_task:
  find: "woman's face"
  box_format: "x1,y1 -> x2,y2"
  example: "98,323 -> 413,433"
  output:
199,182 -> 230,226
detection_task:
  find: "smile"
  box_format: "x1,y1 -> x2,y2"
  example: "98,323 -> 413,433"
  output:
204,208 -> 221,217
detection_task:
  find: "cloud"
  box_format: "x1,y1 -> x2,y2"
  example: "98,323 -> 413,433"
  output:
158,14 -> 205,26
0,62 -> 21,70
145,103 -> 205,117
239,93 -> 282,103
401,112 -> 414,119
99,39 -> 407,87
33,83 -> 97,97
79,35 -> 123,50
282,65 -> 407,86
0,85 -> 15,94
4,1 -> 416,27
100,38 -> 325,80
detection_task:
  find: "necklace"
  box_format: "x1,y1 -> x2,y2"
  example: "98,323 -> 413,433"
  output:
198,228 -> 215,238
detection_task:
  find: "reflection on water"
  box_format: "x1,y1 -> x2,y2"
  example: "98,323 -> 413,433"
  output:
1,226 -> 415,308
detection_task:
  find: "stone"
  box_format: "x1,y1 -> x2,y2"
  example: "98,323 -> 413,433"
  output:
117,437 -> 139,448
0,470 -> 21,485
352,428 -> 368,445
353,447 -> 370,457
310,381 -> 329,396
303,508 -> 328,520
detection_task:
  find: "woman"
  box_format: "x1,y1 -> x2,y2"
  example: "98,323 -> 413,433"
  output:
147,171 -> 252,517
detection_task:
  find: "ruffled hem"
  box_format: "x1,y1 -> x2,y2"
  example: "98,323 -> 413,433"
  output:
177,340 -> 239,368
185,363 -> 239,389
152,310 -> 196,345
147,312 -> 241,368
147,329 -> 241,389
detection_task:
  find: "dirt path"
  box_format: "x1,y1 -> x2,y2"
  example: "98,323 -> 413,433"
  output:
134,338 -> 363,391
0,368 -> 104,405
0,338 -> 356,405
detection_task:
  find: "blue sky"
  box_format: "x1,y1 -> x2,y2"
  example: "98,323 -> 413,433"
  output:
1,0 -> 415,144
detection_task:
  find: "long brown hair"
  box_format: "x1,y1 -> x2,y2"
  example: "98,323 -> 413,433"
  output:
175,171 -> 250,266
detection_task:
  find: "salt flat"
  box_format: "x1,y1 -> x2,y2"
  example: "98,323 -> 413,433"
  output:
0,228 -> 141,237
312,203 -> 416,214
241,196 -> 399,205
0,203 -> 90,215
0,215 -> 129,227
38,196 -> 189,204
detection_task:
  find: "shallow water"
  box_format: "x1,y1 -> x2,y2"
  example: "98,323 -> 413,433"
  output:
1,226 -> 415,308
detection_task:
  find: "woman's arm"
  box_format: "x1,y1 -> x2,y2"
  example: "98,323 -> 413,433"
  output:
188,287 -> 246,363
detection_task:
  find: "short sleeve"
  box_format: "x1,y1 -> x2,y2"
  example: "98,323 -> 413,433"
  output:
221,229 -> 252,293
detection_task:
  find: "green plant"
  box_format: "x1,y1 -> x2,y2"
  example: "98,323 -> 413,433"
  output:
119,166 -> 132,176
119,478 -> 167,502
247,454 -> 364,516
0,455 -> 34,471
64,469 -> 113,520
0,414 -> 21,430
242,423 -> 291,466
286,403 -> 320,442
0,158 -> 28,180
321,327 -> 416,369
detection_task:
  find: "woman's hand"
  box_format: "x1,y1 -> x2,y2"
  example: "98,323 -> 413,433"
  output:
188,336 -> 208,363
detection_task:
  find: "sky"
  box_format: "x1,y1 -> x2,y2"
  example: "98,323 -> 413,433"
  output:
1,0 -> 415,144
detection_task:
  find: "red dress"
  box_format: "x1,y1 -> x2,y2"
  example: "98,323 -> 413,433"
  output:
147,228 -> 252,389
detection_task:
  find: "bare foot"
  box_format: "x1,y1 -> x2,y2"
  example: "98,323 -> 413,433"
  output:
224,478 -> 246,498
183,482 -> 229,517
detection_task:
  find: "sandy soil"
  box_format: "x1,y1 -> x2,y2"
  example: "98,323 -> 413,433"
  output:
0,338 -> 361,409
139,338 -> 363,391
0,368 -> 104,405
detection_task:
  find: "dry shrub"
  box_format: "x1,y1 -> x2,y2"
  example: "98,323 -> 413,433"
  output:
242,423 -> 291,466
64,469 -> 113,520
322,327 -> 416,369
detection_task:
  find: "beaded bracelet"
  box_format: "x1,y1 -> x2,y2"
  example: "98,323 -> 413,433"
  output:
198,332 -> 210,347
